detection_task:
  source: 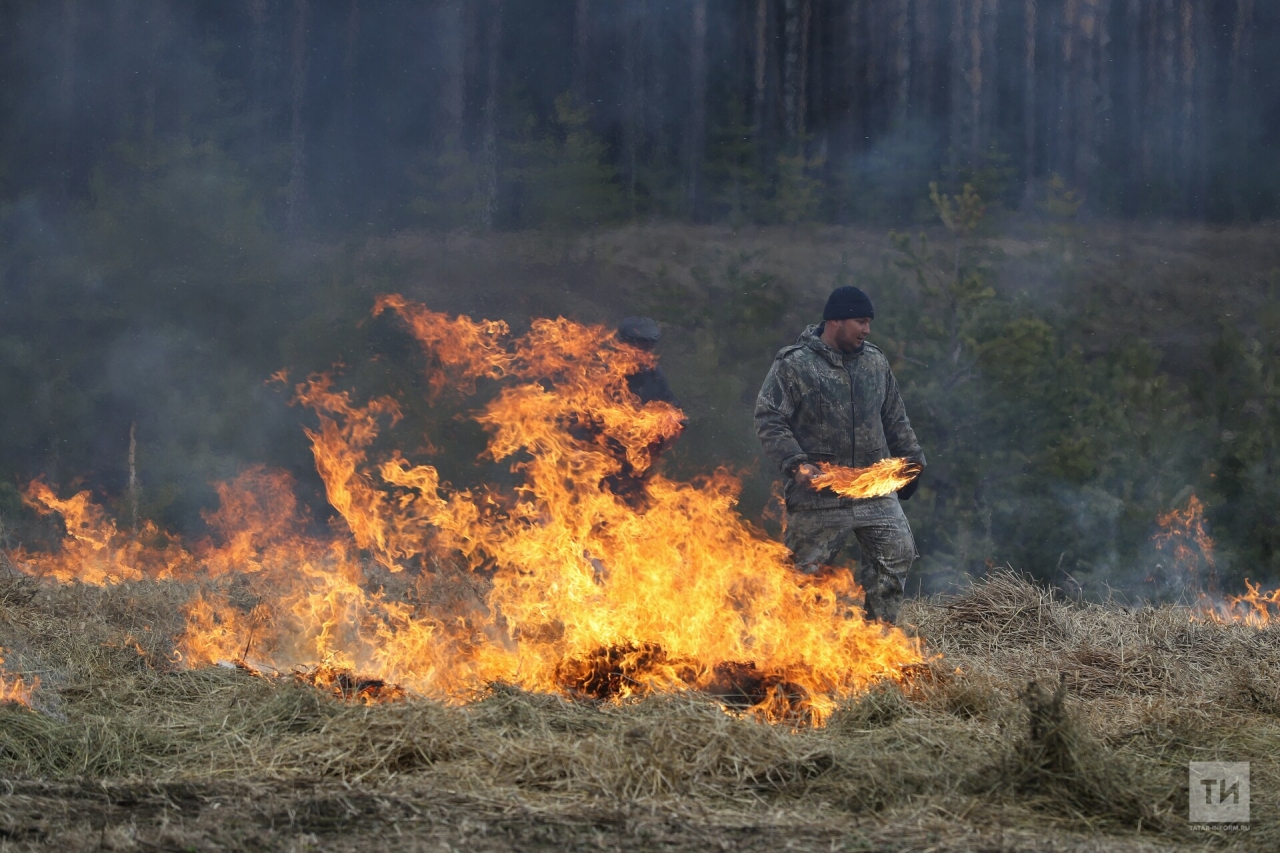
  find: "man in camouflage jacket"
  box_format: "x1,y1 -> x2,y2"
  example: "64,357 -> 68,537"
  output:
754,286 -> 925,624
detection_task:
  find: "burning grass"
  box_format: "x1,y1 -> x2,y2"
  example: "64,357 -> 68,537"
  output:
0,570 -> 1275,851
11,298 -> 926,725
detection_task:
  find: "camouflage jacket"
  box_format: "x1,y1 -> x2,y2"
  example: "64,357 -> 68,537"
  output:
754,324 -> 925,510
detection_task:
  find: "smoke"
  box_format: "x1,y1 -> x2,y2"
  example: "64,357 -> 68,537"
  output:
0,1 -> 1276,597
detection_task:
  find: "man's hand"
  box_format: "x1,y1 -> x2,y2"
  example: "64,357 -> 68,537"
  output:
898,460 -> 923,501
794,463 -> 820,489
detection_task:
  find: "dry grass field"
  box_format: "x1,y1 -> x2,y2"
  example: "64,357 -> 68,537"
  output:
1,567 -> 1275,852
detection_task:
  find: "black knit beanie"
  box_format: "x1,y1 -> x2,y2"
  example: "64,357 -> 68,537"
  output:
822,286 -> 875,321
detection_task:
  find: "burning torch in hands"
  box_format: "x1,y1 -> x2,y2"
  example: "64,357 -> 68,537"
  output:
800,458 -> 923,500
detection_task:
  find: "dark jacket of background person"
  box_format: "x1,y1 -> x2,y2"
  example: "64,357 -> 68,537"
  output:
626,366 -> 679,407
617,316 -> 680,407
754,324 -> 924,511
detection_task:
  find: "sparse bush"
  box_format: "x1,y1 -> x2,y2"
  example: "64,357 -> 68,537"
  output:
505,93 -> 624,230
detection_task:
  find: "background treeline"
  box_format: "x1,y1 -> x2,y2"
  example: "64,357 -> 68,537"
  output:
0,1 -> 1278,597
3,0 -> 1279,232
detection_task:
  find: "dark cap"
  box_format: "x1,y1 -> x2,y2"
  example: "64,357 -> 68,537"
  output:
822,286 -> 874,321
618,316 -> 661,345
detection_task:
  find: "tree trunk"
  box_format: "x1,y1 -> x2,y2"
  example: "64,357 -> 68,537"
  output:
1074,0 -> 1097,183
1158,0 -> 1176,177
1097,0 -> 1112,158
248,0 -> 267,148
128,423 -> 140,535
686,0 -> 708,217
58,0 -> 78,196
110,0 -> 134,141
809,0 -> 827,161
753,0 -> 768,138
1058,0 -> 1077,179
284,0 -> 310,237
914,0 -> 937,117
865,0 -> 884,134
1230,0 -> 1255,94
622,0 -> 643,214
142,8 -> 166,157
798,0 -> 811,140
1184,0 -> 1207,216
783,0 -> 800,145
1177,0 -> 1195,182
573,0 -> 590,103
480,0 -> 503,230
1141,0 -> 1157,182
965,0 -> 997,165
977,0 -> 998,158
1125,0 -> 1145,200
891,0 -> 911,126
948,0 -> 967,169
344,0 -> 360,140
644,0 -> 668,167
1229,0 -> 1255,215
438,1 -> 466,145
1024,0 -> 1037,196
847,0 -> 866,159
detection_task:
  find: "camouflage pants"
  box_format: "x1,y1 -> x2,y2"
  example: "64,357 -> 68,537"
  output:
784,496 -> 918,624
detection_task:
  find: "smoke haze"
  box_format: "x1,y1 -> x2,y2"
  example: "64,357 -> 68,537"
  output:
0,1 -> 1278,596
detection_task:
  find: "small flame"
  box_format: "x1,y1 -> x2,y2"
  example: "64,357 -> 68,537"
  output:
1152,495 -> 1280,627
1196,579 -> 1280,627
1151,494 -> 1217,595
0,652 -> 38,707
810,459 -> 921,500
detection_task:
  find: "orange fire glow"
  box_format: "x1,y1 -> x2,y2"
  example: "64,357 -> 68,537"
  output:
1151,494 -> 1279,627
14,296 -> 925,724
1197,579 -> 1280,628
1152,493 -> 1217,596
0,652 -> 37,707
13,480 -> 191,584
810,459 -> 922,500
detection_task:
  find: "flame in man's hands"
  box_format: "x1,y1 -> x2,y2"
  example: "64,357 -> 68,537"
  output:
810,459 -> 921,500
13,296 -> 924,724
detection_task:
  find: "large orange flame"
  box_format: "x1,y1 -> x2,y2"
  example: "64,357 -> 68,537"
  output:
810,459 -> 921,500
14,296 -> 925,724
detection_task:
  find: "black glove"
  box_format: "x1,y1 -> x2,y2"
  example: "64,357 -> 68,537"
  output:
898,469 -> 921,501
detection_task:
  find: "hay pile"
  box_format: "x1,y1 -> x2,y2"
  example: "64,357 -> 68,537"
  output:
0,568 -> 1274,851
